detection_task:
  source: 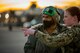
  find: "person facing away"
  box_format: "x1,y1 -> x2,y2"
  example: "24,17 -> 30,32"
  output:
23,6 -> 80,53
23,6 -> 62,53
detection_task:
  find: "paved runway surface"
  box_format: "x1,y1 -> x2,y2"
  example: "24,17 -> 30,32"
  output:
0,27 -> 27,53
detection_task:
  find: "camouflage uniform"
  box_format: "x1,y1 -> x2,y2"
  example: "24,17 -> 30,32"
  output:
24,23 -> 61,53
33,24 -> 80,53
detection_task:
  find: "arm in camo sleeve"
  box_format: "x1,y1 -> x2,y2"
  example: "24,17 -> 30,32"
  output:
30,23 -> 42,29
35,26 -> 80,47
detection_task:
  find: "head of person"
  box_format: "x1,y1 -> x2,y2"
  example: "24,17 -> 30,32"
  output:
42,6 -> 60,29
63,6 -> 80,26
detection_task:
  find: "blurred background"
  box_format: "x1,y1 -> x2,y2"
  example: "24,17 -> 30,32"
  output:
0,0 -> 80,53
0,0 -> 80,27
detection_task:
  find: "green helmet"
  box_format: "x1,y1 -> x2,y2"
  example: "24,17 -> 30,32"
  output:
42,6 -> 57,16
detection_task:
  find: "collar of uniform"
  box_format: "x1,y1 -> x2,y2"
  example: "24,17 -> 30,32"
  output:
52,28 -> 58,34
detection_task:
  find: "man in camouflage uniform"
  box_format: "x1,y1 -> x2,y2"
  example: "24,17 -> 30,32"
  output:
23,6 -> 61,53
23,6 -> 80,53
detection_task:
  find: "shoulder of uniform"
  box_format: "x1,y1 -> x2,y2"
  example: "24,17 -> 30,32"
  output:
59,24 -> 66,27
71,25 -> 80,31
59,24 -> 69,31
73,25 -> 80,28
59,24 -> 67,29
31,23 -> 43,29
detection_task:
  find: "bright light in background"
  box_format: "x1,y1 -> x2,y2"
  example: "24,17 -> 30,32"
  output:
0,14 -> 1,18
5,13 -> 9,19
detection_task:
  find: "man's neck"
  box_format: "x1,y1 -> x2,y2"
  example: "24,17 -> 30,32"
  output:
45,24 -> 57,34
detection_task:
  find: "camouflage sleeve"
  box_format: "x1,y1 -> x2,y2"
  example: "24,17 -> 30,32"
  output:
30,23 -> 42,29
35,26 -> 80,47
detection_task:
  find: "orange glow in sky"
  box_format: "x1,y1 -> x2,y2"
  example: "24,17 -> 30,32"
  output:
0,0 -> 80,12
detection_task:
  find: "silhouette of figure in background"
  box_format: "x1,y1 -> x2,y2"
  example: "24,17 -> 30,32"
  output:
8,19 -> 13,31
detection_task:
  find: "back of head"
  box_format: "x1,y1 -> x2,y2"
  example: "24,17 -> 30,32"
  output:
66,6 -> 80,21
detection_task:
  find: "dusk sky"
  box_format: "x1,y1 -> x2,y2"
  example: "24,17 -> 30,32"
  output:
0,0 -> 80,12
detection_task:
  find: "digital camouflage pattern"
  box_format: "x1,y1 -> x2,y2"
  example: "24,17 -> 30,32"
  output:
32,24 -> 80,53
24,23 -> 62,53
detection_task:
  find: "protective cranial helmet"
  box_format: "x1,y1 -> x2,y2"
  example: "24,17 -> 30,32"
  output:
42,6 -> 57,16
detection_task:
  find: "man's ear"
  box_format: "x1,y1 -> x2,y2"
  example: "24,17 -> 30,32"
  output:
54,15 -> 60,22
